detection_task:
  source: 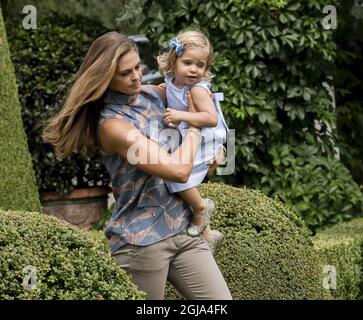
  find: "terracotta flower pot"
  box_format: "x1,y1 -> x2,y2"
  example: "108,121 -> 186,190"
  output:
41,187 -> 112,230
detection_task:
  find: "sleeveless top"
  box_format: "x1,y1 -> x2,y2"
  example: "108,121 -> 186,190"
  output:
165,75 -> 229,165
98,86 -> 192,255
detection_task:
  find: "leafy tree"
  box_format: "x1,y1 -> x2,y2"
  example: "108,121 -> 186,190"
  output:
1,0 -> 139,34
335,0 -> 363,185
140,0 -> 363,229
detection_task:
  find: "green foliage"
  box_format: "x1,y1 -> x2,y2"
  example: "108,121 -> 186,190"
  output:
116,0 -> 147,34
88,229 -> 111,253
1,0 -> 136,33
166,182 -> 325,300
0,6 -> 40,212
0,209 -> 145,299
313,217 -> 363,300
140,0 -> 362,229
335,0 -> 363,185
5,12 -> 111,193
258,143 -> 363,230
92,203 -> 114,231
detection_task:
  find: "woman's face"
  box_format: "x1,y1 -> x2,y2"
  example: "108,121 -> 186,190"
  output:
110,50 -> 142,95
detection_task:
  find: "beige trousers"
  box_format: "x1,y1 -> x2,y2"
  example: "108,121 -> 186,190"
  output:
113,229 -> 232,300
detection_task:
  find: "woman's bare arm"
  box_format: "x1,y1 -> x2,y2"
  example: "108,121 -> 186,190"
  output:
99,118 -> 201,183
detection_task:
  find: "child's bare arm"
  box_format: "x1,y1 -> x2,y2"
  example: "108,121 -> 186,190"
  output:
179,87 -> 218,127
162,87 -> 218,127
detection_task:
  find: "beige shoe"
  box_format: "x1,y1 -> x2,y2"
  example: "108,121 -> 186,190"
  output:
206,230 -> 224,256
187,198 -> 215,237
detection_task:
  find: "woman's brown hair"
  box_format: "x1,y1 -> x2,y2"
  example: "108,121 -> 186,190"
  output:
42,32 -> 138,158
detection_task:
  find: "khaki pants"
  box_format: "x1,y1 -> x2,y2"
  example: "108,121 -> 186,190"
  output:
113,229 -> 232,300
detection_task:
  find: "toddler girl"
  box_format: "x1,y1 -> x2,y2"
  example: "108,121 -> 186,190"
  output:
157,31 -> 229,255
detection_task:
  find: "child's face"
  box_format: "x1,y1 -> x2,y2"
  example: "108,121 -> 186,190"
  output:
173,46 -> 208,87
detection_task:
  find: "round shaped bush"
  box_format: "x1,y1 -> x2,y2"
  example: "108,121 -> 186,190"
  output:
166,182 -> 325,300
0,210 -> 145,300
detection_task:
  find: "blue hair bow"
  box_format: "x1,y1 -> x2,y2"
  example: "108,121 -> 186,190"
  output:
169,37 -> 184,57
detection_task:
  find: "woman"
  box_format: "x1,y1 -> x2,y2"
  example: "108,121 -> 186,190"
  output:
42,31 -> 232,300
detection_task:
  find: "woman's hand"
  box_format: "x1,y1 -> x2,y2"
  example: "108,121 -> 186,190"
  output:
207,146 -> 226,177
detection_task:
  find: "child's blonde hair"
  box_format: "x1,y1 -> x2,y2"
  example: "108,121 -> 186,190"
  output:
157,30 -> 214,81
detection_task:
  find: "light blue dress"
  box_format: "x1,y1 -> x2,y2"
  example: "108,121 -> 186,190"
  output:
164,75 -> 229,193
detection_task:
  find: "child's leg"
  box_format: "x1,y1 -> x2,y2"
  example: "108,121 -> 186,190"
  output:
178,187 -> 206,227
203,225 -> 212,240
178,188 -> 224,255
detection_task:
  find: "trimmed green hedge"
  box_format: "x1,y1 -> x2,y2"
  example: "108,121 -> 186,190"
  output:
313,217 -> 363,300
166,182 -> 325,300
0,6 -> 40,212
0,210 -> 145,299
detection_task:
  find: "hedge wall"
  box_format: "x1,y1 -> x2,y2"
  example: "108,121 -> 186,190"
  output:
165,182 -> 325,300
313,217 -> 363,300
0,6 -> 40,212
0,209 -> 145,299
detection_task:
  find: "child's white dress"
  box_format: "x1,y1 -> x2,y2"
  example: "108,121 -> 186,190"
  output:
163,75 -> 229,193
